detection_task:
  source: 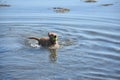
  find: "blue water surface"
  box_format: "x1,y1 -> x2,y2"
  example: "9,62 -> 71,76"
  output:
0,0 -> 120,80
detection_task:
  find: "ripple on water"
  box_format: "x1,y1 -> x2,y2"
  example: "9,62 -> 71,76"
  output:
0,15 -> 120,80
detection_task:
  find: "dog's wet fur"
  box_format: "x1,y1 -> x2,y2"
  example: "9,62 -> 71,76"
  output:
28,32 -> 59,49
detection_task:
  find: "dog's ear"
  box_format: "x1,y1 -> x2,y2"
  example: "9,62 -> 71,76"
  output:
48,32 -> 51,37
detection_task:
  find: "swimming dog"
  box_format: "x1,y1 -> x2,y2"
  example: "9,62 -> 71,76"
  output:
28,32 -> 59,49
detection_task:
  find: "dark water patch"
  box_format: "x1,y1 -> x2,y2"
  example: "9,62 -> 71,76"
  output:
52,7 -> 70,13
0,4 -> 10,7
101,4 -> 113,6
81,0 -> 97,3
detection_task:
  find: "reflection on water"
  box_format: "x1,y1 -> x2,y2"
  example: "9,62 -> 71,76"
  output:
49,49 -> 57,63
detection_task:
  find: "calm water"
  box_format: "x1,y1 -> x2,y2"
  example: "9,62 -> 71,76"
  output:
0,0 -> 120,80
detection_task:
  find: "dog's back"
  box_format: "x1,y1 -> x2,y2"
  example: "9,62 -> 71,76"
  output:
39,37 -> 50,47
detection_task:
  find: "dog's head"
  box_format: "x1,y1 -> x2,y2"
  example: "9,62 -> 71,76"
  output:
48,32 -> 58,44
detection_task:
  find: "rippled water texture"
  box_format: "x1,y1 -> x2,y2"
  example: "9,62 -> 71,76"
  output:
0,0 -> 120,80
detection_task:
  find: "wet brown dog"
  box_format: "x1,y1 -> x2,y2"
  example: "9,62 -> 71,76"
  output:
28,32 -> 59,49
